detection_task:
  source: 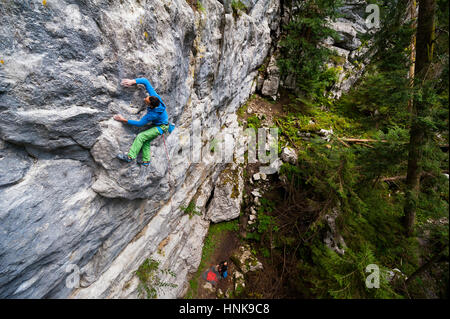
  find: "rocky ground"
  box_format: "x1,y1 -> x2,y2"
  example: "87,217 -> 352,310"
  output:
189,232 -> 266,299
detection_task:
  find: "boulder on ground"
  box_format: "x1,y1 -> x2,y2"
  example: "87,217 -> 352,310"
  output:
281,147 -> 297,164
230,245 -> 263,274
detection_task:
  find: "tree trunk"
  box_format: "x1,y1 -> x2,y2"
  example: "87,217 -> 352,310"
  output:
403,0 -> 436,236
407,0 -> 417,113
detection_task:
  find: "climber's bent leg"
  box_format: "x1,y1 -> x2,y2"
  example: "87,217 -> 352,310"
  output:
128,127 -> 161,160
141,140 -> 151,163
140,125 -> 168,162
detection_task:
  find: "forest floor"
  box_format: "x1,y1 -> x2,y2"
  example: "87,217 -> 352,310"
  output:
184,220 -> 240,299
194,230 -> 240,299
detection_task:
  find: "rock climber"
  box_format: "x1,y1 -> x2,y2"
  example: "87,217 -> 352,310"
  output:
114,77 -> 169,167
217,260 -> 228,279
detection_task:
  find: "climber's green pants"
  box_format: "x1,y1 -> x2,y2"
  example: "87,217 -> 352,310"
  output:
128,125 -> 168,162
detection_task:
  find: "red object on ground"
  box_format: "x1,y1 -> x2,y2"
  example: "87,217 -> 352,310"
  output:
206,271 -> 218,282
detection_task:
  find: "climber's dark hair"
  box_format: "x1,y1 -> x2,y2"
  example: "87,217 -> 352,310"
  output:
149,96 -> 160,108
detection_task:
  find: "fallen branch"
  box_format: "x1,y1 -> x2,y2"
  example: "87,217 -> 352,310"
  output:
381,172 -> 442,182
355,142 -> 374,148
381,176 -> 406,182
341,138 -> 388,143
334,136 -> 350,148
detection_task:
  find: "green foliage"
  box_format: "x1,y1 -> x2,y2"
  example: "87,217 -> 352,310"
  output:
197,0 -> 206,13
336,67 -> 412,128
336,6 -> 414,128
237,103 -> 248,118
257,213 -> 279,234
247,115 -> 262,130
258,197 -> 275,213
180,200 -> 202,219
231,0 -> 247,16
278,0 -> 342,104
234,282 -> 246,296
273,121 -> 446,298
136,258 -> 177,299
210,138 -> 219,153
270,104 -> 448,297
279,162 -> 303,187
186,0 -> 205,12
260,247 -> 271,258
356,127 -> 410,182
249,198 -> 279,244
305,243 -> 401,298
237,0 -> 448,299
256,198 -> 278,232
277,102 -> 363,145
416,161 -> 449,227
246,198 -> 279,243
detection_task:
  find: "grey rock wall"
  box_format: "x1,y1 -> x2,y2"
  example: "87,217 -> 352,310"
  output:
260,0 -> 377,100
0,0 -> 280,298
325,0 -> 378,99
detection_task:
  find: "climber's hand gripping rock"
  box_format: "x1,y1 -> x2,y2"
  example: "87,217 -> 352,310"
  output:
113,114 -> 127,123
121,79 -> 136,87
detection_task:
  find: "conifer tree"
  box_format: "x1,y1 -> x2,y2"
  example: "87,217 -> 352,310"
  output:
404,0 -> 437,236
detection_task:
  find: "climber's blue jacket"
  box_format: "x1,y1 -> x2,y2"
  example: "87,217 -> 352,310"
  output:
127,78 -> 168,134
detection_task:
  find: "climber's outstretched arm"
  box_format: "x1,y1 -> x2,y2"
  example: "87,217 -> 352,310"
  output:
121,78 -> 157,96
113,113 -> 155,127
126,115 -> 151,127
135,78 -> 158,97
121,78 -> 165,107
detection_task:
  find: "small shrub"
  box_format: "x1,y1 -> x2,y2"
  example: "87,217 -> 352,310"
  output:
210,138 -> 219,153
231,0 -> 247,17
136,258 -> 177,299
247,115 -> 261,129
256,198 -> 279,234
197,0 -> 206,13
181,200 -> 202,219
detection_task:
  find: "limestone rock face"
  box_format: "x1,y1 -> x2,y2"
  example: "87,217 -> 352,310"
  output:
273,0 -> 376,99
325,0 -> 378,99
0,0 -> 280,298
261,55 -> 280,98
206,163 -> 244,223
0,141 -> 32,187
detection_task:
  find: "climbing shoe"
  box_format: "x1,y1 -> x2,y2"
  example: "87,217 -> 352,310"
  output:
117,153 -> 133,163
137,160 -> 154,171
137,160 -> 151,167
